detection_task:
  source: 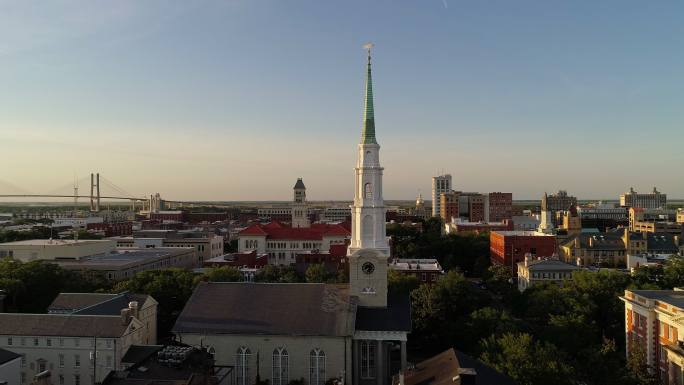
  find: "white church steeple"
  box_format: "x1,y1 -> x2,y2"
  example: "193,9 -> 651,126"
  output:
348,43 -> 390,308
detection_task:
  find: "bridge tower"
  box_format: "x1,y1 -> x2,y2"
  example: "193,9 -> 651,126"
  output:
90,173 -> 101,212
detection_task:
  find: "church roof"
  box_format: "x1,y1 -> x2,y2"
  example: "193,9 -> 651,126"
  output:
361,46 -> 377,144
355,292 -> 411,332
172,282 -> 357,337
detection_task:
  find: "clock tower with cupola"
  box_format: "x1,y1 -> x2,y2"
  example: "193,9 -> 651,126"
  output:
348,44 -> 390,308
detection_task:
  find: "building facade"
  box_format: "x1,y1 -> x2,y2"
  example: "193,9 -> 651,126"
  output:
431,175 -> 452,218
0,293 -> 157,385
237,221 -> 350,266
389,259 -> 444,284
438,191 -> 459,224
0,240 -> 116,263
543,190 -> 577,212
620,187 -> 667,209
489,231 -> 557,268
488,192 -> 513,222
111,230 -> 223,266
620,289 -> 684,384
516,257 -> 580,292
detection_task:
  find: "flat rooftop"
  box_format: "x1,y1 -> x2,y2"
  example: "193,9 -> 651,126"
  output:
493,230 -> 553,236
629,290 -> 684,310
54,247 -> 192,270
0,239 -> 113,246
390,258 -> 443,272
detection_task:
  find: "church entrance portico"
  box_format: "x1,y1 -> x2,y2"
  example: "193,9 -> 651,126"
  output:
352,331 -> 408,385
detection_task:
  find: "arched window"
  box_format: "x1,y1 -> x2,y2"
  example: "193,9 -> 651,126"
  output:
235,347 -> 251,385
272,348 -> 289,385
309,349 -> 326,385
364,183 -> 373,199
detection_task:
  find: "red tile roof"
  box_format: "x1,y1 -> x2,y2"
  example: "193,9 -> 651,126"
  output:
238,222 -> 350,240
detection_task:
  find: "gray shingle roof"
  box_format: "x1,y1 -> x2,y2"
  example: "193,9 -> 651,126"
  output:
524,259 -> 580,272
48,293 -> 118,313
48,292 -> 150,315
172,282 -> 356,337
0,347 -> 21,365
0,314 -> 131,337
355,293 -> 411,332
630,290 -> 684,309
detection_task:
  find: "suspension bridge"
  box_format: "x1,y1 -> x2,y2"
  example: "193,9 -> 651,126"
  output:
0,173 -> 187,212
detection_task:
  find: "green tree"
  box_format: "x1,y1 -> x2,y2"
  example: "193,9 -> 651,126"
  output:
411,271 -> 491,353
387,269 -> 420,295
626,342 -> 659,385
204,266 -> 242,282
255,265 -> 302,283
114,268 -> 200,337
305,263 -> 329,283
479,332 -> 574,385
664,254 -> 684,288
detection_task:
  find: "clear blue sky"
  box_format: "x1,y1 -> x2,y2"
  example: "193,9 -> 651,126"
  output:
1,1 -> 682,201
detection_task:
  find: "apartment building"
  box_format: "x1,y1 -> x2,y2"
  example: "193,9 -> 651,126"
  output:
111,230 -> 223,265
0,293 -> 156,385
620,289 -> 684,384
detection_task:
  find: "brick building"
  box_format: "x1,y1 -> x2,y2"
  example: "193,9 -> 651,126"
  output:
488,192 -> 513,222
620,289 -> 684,383
388,258 -> 444,284
489,230 -> 557,269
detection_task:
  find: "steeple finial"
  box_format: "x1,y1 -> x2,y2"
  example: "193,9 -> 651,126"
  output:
361,43 -> 377,144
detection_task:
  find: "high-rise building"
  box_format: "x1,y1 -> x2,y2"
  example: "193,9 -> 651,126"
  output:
543,190 -> 578,212
431,174 -> 452,217
291,178 -> 310,228
439,191 -> 459,223
620,187 -> 667,209
488,192 -> 513,222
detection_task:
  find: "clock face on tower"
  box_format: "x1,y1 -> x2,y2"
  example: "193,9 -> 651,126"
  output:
362,262 -> 375,275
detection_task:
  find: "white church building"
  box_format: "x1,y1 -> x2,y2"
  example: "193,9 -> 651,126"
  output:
172,46 -> 411,385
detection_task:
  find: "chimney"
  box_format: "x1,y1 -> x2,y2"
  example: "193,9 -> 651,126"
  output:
128,301 -> 139,319
120,308 -> 131,325
576,257 -> 582,267
524,254 -> 531,267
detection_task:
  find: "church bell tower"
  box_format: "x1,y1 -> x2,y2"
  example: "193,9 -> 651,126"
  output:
291,178 -> 310,228
348,44 -> 390,308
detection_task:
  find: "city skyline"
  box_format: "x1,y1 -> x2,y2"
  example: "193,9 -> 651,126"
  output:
2,1 -> 683,201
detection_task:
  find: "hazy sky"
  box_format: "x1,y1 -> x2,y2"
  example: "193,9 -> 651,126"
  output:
1,1 -> 683,201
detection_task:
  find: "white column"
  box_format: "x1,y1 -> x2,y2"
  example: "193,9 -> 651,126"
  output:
400,341 -> 407,371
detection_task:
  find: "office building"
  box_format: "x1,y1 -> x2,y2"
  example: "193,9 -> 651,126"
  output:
489,230 -> 557,268
389,258 -> 444,284
620,289 -> 684,383
516,257 -> 580,292
488,192 -> 513,222
620,187 -> 667,209
543,190 -> 578,212
53,247 -> 198,281
0,293 -> 157,385
111,230 -> 224,265
0,239 -> 115,262
431,175 -> 452,217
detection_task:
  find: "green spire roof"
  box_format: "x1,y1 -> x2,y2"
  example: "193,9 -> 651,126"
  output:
361,46 -> 377,144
